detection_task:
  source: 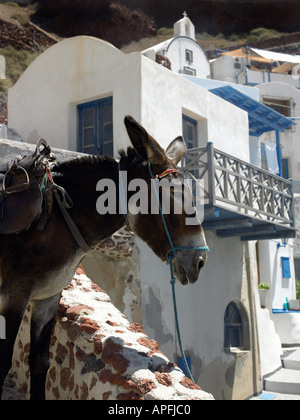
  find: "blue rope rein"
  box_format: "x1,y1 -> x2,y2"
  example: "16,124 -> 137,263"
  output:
148,162 -> 209,383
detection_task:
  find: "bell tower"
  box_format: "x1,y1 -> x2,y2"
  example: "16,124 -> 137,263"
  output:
173,12 -> 196,40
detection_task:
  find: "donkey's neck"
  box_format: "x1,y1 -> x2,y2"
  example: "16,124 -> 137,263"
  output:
53,158 -> 125,248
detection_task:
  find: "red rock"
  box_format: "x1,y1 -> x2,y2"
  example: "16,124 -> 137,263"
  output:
128,323 -> 146,334
99,368 -> 138,392
94,335 -> 104,354
24,343 -> 30,354
69,342 -> 75,370
137,379 -> 157,394
91,282 -> 107,294
67,322 -> 82,341
101,338 -> 129,374
80,382 -> 89,400
117,391 -> 144,400
156,362 -> 177,373
48,366 -> 56,383
66,305 -> 94,321
56,343 -> 68,362
52,387 -> 60,399
90,376 -> 97,391
106,320 -> 119,327
69,374 -> 75,391
138,337 -> 159,354
60,367 -> 72,390
80,317 -> 100,335
179,377 -> 201,390
154,372 -> 172,387
76,264 -> 86,275
75,348 -> 89,362
102,391 -> 112,400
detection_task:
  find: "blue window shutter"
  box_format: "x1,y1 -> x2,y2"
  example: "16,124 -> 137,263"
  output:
78,97 -> 113,155
281,257 -> 291,279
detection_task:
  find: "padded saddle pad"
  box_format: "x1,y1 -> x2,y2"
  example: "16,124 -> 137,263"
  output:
0,181 -> 42,234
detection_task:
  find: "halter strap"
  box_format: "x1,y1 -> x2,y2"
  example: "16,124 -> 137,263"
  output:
147,161 -> 210,268
148,161 -> 209,384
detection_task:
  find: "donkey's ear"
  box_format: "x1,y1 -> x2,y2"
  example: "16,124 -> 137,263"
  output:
124,116 -> 165,165
165,136 -> 186,165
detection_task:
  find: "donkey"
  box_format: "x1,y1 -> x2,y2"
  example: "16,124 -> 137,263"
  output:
0,116 -> 208,400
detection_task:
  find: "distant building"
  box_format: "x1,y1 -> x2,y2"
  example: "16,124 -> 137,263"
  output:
142,12 -> 210,79
211,44 -> 300,307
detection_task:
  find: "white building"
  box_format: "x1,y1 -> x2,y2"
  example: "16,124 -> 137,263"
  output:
209,43 -> 300,347
6,31 -> 297,399
143,12 -> 210,79
211,47 -> 300,89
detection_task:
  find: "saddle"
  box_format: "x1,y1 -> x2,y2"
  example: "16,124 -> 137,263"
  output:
0,139 -> 55,234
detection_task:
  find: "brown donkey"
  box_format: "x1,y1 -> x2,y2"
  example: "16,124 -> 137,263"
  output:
0,116 -> 208,400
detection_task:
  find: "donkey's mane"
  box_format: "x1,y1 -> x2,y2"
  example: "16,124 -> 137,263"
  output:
55,147 -> 144,176
55,154 -> 116,174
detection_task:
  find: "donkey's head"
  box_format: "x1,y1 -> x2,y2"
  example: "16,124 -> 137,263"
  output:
123,116 -> 208,285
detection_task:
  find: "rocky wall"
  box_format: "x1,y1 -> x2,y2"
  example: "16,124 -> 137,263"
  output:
4,267 -> 213,400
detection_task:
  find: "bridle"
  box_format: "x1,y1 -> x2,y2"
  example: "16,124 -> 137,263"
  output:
148,162 -> 209,383
147,162 -> 210,268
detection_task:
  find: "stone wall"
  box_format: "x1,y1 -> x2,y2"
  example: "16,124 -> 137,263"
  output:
4,267 -> 213,400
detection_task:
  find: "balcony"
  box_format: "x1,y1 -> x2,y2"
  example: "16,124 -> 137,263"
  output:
180,143 -> 296,241
238,68 -> 300,89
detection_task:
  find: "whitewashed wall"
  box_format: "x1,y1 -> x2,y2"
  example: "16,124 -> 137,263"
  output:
8,36 -> 249,162
8,37 -> 142,154
163,37 -> 210,78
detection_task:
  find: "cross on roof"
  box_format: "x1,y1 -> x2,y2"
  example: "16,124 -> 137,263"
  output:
183,11 -> 187,18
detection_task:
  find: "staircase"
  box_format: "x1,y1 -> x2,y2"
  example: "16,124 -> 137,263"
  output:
264,348 -> 300,396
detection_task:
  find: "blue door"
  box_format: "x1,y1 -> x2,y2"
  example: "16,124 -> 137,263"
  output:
182,115 -> 198,150
182,115 -> 198,177
78,97 -> 113,156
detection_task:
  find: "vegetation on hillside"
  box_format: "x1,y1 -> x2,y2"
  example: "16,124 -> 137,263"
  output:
0,46 -> 42,94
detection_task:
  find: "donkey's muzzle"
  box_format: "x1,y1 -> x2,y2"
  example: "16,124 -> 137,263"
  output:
173,251 -> 207,285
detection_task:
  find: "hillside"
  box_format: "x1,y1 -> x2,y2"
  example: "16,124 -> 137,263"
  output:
33,0 -> 300,44
1,0 -> 300,100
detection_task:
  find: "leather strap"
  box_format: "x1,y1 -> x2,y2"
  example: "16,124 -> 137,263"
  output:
52,185 -> 90,253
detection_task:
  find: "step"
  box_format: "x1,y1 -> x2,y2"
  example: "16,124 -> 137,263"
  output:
265,368 -> 300,395
282,349 -> 300,371
249,391 -> 300,400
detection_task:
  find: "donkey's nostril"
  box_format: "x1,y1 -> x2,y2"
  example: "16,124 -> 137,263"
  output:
198,258 -> 205,271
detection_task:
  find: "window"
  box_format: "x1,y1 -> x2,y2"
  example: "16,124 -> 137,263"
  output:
262,97 -> 293,118
183,67 -> 196,76
282,158 -> 290,180
182,115 -> 198,149
224,302 -> 250,351
281,257 -> 291,279
78,97 -> 113,156
234,62 -> 241,69
185,49 -> 193,63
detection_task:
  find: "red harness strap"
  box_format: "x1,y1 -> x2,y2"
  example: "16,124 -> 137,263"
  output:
154,169 -> 180,180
